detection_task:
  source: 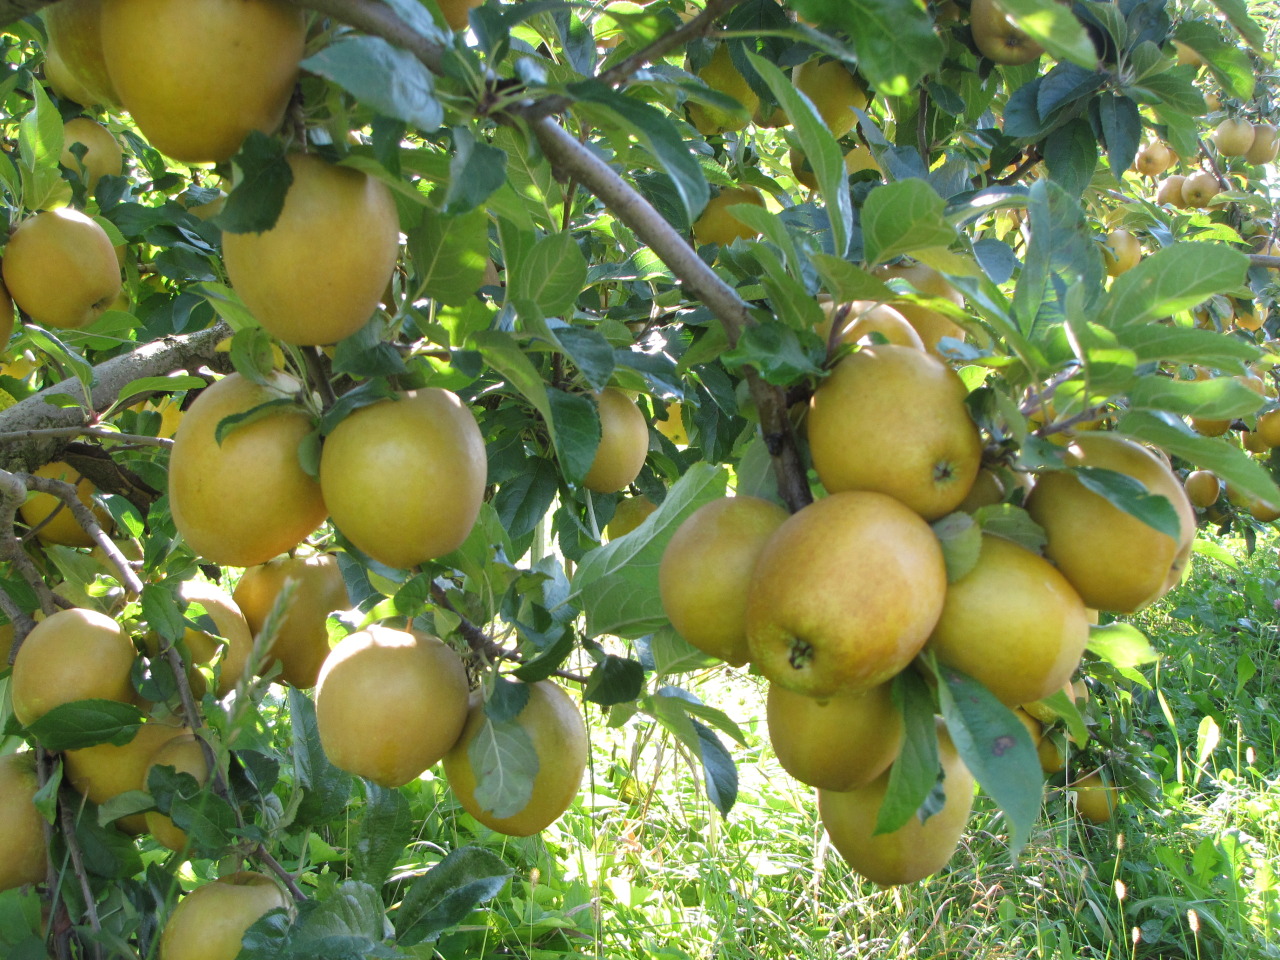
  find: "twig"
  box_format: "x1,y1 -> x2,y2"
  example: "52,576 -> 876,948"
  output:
287,0 -> 443,72
57,789 -> 105,959
20,471 -> 142,595
994,147 -> 1042,187
0,469 -> 59,623
1198,137 -> 1229,189
430,582 -> 499,659
252,844 -> 308,902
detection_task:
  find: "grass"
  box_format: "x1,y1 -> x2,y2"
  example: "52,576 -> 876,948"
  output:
407,528 -> 1280,959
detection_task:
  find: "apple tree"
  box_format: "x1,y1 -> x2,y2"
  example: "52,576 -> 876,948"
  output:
0,0 -> 1278,956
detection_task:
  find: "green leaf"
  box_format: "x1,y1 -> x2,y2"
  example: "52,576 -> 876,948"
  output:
148,763 -> 239,856
1088,621 -> 1159,669
1073,466 -> 1182,539
511,232 -> 587,319
395,846 -> 513,944
25,699 -> 144,752
932,512 -> 982,582
568,83 -> 708,226
1098,93 -> 1141,181
18,80 -> 66,212
1175,21 -> 1253,100
861,179 -> 958,267
643,627 -> 718,676
553,327 -> 615,392
721,321 -> 823,385
583,655 -> 645,706
115,376 -> 205,407
937,666 -> 1042,859
1098,242 -> 1249,329
301,37 -> 443,132
1043,118 -> 1098,198
1127,374 -> 1266,420
787,0 -> 942,96
353,783 -> 413,887
407,205 -> 489,308
647,689 -> 738,815
288,687 -> 354,827
874,669 -> 939,835
812,253 -> 896,303
444,127 -> 507,216
493,457 -> 560,541
1116,411 -> 1280,508
1205,0 -> 1266,54
998,0 -> 1099,68
470,330 -> 557,438
746,53 -> 850,257
1115,325 -> 1260,369
570,463 -> 729,639
467,712 -> 538,820
546,388 -> 600,486
218,132 -> 293,234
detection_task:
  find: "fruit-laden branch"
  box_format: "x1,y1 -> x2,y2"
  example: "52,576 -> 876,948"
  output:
295,0 -> 814,511
0,322 -> 231,472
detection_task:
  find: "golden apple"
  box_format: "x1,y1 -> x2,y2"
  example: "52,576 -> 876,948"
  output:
145,579 -> 253,699
1180,170 -> 1221,207
1213,118 -> 1256,158
437,0 -> 482,29
792,57 -> 869,139
872,261 -> 965,355
808,344 -> 982,520
1102,228 -> 1141,277
817,300 -> 925,351
232,554 -> 348,688
819,723 -> 974,886
315,627 -> 469,788
686,43 -> 759,136
61,118 -> 124,192
654,402 -> 688,446
444,680 -> 588,836
1245,123 -> 1279,165
64,720 -> 190,834
926,534 -> 1090,706
100,0 -> 305,163
158,872 -> 292,960
222,153 -> 400,346
766,681 -> 904,791
43,0 -> 118,107
0,753 -> 47,893
1025,433 -> 1196,612
1133,142 -> 1175,177
971,0 -> 1044,65
746,491 -> 947,698
1183,469 -> 1221,508
605,495 -> 658,540
1,208 -> 120,330
582,387 -> 649,493
1072,771 -> 1118,823
319,388 -> 486,568
692,186 -> 766,247
169,372 -> 326,567
1155,174 -> 1187,207
659,496 -> 789,665
11,607 -> 136,727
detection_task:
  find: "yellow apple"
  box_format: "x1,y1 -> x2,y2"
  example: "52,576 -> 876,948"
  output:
971,0 -> 1044,65
158,872 -> 292,960
1102,228 -> 1142,276
0,753 -> 48,893
1213,118 -> 1256,158
1181,170 -> 1221,207
61,118 -> 124,192
11,607 -> 136,727
692,186 -> 766,247
1,208 -> 121,330
582,387 -> 649,493
686,43 -> 759,136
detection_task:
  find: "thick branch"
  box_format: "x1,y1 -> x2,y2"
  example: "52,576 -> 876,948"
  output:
0,322 -> 231,472
287,0 -> 443,71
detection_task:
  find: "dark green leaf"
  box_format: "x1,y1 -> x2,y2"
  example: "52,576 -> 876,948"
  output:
937,666 -> 1042,858
395,846 -> 512,944
583,655 -> 645,706
973,503 -> 1048,553
288,687 -> 354,826
1043,118 -> 1098,197
493,458 -> 560,541
25,699 -> 144,752
568,84 -> 708,226
787,0 -> 942,96
692,719 -> 737,816
444,127 -> 507,216
142,581 -> 186,644
485,677 -> 531,723
217,132 -> 293,234
1098,94 -> 1141,181
302,37 -> 443,131
553,327 -> 615,392
511,233 -> 587,319
875,669 -> 938,835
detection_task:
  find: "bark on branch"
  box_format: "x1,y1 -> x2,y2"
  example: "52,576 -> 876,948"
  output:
0,322 -> 231,472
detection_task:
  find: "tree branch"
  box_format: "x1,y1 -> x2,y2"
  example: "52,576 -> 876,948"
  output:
252,844 -> 308,902
58,789 -> 105,960
0,322 -> 231,473
0,469 -> 60,629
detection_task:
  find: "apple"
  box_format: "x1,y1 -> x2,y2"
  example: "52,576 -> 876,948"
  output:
1180,170 -> 1221,207
1,208 -> 121,330
970,0 -> 1044,65
1213,118 -> 1256,157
